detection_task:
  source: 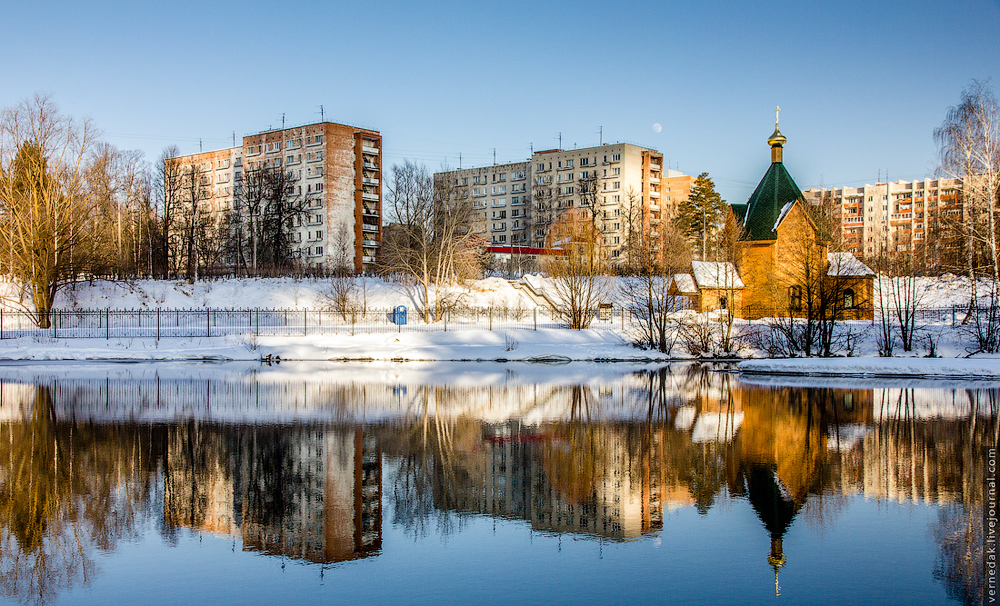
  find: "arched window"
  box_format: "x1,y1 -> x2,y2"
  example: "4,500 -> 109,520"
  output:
843,288 -> 855,309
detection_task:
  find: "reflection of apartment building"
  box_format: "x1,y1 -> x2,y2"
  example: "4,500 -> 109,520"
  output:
802,178 -> 961,263
434,143 -> 685,262
438,424 -> 662,541
164,426 -> 382,565
167,121 -> 382,273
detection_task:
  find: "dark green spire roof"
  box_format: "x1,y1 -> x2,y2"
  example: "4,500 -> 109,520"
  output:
739,159 -> 805,241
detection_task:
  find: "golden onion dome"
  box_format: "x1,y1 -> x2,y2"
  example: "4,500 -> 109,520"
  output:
767,125 -> 786,147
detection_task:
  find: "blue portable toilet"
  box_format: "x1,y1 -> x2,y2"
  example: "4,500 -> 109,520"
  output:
393,305 -> 407,325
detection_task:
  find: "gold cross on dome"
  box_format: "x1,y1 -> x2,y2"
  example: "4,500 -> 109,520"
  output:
775,106 -> 780,126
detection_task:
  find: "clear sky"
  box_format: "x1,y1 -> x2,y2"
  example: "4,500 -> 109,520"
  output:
2,0 -> 998,203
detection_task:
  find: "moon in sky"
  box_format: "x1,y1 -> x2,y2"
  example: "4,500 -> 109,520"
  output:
652,123 -> 662,133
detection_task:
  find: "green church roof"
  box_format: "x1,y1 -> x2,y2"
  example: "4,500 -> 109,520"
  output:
739,155 -> 805,241
731,203 -> 748,224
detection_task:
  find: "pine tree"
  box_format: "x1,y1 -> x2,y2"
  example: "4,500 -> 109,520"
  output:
674,172 -> 727,260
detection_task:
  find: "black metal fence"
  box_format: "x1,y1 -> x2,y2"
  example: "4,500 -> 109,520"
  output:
0,304 -> 978,340
0,307 -> 643,339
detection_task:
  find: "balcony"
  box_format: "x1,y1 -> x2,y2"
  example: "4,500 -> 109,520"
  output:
362,223 -> 379,233
362,146 -> 379,155
363,162 -> 379,170
363,239 -> 380,247
362,192 -> 379,201
363,177 -> 379,186
362,256 -> 376,264
649,191 -> 660,198
363,208 -> 380,217
649,204 -> 660,212
649,176 -> 660,184
650,162 -> 661,171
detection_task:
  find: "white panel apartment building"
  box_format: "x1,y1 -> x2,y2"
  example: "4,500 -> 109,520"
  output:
168,121 -> 382,274
436,143 -> 676,260
802,178 -> 961,262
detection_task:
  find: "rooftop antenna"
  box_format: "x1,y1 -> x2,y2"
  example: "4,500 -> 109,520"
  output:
557,132 -> 562,149
281,113 -> 285,130
493,148 -> 496,165
232,131 -> 236,147
530,142 -> 534,154
459,152 -> 462,169
598,126 -> 603,146
318,105 -> 324,122
199,138 -> 202,152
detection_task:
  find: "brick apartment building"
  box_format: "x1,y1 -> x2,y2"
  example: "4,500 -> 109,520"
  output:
434,143 -> 688,264
167,121 -> 382,274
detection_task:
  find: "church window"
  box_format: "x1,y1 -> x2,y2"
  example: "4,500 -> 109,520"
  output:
788,285 -> 802,311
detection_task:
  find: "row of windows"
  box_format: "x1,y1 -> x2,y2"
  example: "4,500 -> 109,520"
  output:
247,135 -> 323,155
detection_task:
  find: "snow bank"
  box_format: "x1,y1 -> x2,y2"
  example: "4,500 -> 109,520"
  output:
739,357 -> 1000,379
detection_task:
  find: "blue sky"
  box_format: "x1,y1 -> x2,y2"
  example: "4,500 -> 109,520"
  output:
2,0 -> 998,202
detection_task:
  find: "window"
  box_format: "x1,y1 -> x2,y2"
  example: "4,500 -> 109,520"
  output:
612,154 -> 621,162
843,288 -> 855,308
789,285 -> 802,311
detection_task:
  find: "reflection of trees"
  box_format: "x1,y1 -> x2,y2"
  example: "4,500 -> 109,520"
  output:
0,386 -> 161,604
933,504 -> 983,605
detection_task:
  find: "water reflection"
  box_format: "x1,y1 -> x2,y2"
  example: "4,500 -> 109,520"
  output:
0,364 -> 993,604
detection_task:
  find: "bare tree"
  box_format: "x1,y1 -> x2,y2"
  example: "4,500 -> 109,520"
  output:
542,207 -> 613,329
620,221 -> 692,352
383,161 -> 482,323
0,94 -> 100,327
935,80 -> 1000,314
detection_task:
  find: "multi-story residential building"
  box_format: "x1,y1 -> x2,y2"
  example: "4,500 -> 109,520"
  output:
167,121 -> 382,274
435,143 -> 684,263
802,178 -> 962,265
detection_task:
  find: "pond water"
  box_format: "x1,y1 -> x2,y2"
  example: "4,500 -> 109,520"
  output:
0,361 -> 991,605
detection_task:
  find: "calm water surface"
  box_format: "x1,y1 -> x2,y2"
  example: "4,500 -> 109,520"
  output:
0,361 -> 991,605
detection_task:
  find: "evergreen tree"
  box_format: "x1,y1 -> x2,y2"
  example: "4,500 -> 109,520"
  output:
674,172 -> 727,260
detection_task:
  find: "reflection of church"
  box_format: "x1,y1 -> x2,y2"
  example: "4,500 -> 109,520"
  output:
164,425 -> 382,565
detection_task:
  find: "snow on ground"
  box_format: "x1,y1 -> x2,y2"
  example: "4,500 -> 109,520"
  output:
0,276 -> 538,311
1,275 -> 999,378
0,273 -> 984,311
0,328 -> 652,363
739,357 -> 1000,379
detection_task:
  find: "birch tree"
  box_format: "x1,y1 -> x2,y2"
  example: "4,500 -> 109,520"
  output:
0,94 -> 100,328
935,80 -> 1000,312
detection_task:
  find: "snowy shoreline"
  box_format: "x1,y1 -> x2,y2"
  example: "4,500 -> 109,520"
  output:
738,357 -> 1000,379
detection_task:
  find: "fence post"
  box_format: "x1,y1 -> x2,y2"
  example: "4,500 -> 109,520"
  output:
54,311 -> 57,339
489,309 -> 493,331
1,308 -> 4,340
534,308 -> 537,331
207,309 -> 210,337
621,306 -> 625,330
157,308 -> 160,341
106,309 -> 110,340
444,308 -> 448,332
303,309 -> 307,336
256,309 -> 260,337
